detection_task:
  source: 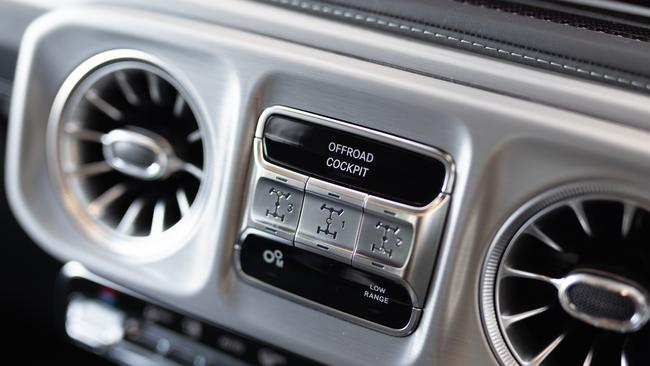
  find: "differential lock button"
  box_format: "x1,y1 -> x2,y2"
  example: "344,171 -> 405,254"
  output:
354,213 -> 414,269
295,193 -> 362,262
251,178 -> 305,238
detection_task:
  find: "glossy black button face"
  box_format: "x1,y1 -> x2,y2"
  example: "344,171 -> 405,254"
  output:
239,233 -> 414,330
262,115 -> 447,207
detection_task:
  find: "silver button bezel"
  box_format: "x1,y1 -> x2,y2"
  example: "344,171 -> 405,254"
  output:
236,105 -> 455,334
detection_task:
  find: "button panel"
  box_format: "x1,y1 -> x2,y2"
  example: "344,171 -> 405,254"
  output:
238,106 -> 454,335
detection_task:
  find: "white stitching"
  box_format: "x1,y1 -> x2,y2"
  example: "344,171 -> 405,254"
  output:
458,0 -> 647,43
268,0 -> 650,90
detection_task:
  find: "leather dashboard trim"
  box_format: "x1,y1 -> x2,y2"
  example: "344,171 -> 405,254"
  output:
259,0 -> 650,95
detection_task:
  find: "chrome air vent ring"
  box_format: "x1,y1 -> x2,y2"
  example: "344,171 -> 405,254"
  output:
48,50 -> 209,257
481,184 -> 650,366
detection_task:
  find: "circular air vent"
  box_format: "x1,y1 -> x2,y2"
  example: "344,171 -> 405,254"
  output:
482,186 -> 650,366
49,52 -> 206,253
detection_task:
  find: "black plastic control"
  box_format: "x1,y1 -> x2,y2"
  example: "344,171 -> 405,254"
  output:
239,233 -> 415,330
263,115 -> 447,207
59,273 -> 322,366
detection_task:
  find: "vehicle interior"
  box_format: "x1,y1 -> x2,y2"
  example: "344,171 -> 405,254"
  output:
2,0 -> 650,365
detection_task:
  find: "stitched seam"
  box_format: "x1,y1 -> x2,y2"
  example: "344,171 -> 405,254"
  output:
277,0 -> 647,78
308,0 -> 648,73
267,0 -> 650,91
456,0 -> 650,42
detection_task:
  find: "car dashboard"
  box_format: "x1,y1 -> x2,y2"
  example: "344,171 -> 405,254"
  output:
1,1 -> 650,365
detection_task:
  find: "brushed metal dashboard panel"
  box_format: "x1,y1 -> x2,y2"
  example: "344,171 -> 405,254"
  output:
5,3 -> 650,366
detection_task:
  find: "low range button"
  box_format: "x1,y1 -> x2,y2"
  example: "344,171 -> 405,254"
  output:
239,233 -> 415,330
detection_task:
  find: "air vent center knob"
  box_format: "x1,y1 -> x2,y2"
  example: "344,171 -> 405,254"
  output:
102,128 -> 174,181
558,271 -> 650,333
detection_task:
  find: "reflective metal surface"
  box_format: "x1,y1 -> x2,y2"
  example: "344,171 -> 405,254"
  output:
101,128 -> 177,181
558,272 -> 650,333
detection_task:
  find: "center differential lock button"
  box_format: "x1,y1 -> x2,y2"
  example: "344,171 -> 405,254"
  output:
295,193 -> 362,261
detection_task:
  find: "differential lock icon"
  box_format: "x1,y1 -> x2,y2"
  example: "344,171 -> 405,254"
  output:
371,221 -> 402,258
265,187 -> 294,222
317,203 -> 345,239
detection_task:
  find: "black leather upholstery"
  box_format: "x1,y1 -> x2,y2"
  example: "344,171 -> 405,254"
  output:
261,0 -> 650,94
